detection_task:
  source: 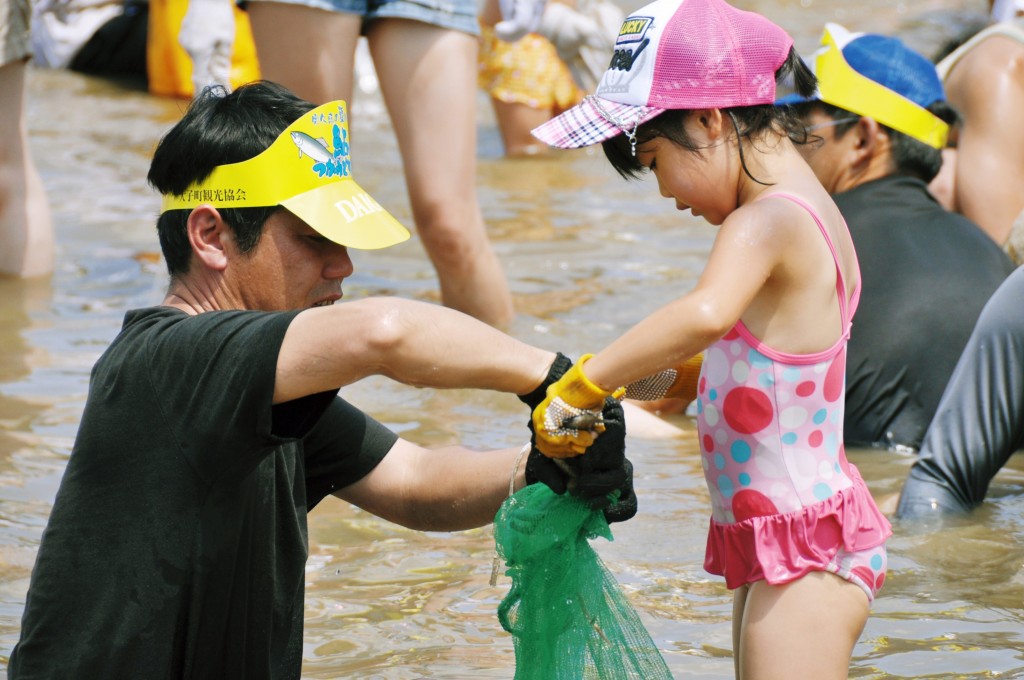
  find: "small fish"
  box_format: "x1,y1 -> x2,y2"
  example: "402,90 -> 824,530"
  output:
290,132 -> 333,164
561,412 -> 603,431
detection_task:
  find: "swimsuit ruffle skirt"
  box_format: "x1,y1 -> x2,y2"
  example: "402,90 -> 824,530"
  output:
704,462 -> 891,589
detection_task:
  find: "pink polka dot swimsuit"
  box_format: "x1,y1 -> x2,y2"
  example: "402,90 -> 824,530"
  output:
696,194 -> 891,601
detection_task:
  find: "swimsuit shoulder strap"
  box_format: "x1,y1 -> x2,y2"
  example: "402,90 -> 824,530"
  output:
762,192 -> 860,325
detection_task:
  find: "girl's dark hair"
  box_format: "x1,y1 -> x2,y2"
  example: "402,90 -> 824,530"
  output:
147,81 -> 316,276
602,47 -> 816,183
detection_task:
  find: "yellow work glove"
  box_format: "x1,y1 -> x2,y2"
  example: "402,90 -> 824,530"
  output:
622,353 -> 704,407
531,354 -> 615,458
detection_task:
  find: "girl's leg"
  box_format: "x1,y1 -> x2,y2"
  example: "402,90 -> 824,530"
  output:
367,19 -> 514,326
247,3 -> 361,104
736,572 -> 869,680
732,584 -> 749,679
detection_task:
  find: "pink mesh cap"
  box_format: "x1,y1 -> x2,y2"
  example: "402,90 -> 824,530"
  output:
533,0 -> 794,149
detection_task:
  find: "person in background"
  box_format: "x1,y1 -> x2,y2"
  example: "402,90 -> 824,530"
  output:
896,264 -> 1024,519
8,81 -> 634,678
928,0 -> 1024,262
31,0 -> 148,87
478,0 -> 584,157
477,0 -> 621,157
0,0 -> 53,278
31,0 -> 252,97
529,1 -> 891,677
245,0 -> 515,326
780,24 -> 1015,452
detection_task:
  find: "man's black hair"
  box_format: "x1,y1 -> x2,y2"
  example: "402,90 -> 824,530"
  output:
601,48 -> 817,185
147,81 -> 316,276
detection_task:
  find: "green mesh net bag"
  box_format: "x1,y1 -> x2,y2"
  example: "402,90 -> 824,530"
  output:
493,483 -> 672,680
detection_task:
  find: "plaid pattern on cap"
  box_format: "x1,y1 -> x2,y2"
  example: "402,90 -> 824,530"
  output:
531,0 -> 794,150
532,97 -> 664,149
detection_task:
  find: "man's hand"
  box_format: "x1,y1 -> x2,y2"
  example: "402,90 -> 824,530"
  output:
494,0 -> 546,42
531,354 -> 615,458
520,351 -> 574,494
526,397 -> 637,523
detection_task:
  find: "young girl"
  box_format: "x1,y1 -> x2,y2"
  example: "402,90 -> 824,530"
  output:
529,0 -> 892,677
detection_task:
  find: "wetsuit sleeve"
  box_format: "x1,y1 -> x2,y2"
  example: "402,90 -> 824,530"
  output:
896,266 -> 1024,518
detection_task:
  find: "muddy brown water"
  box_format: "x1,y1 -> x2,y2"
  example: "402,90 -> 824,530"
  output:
3,1 -> 1022,677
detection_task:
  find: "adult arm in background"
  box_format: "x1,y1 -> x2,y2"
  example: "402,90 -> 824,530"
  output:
943,34 -> 1024,245
896,266 -> 1024,518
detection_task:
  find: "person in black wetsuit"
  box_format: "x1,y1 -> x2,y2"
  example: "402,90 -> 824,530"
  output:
780,24 -> 1015,452
8,81 -> 635,680
896,264 -> 1024,518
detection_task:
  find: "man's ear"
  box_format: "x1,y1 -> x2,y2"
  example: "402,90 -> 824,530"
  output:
850,116 -> 886,166
186,205 -> 230,272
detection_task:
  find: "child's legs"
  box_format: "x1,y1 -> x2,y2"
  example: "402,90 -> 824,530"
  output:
736,572 -> 869,680
490,98 -> 556,156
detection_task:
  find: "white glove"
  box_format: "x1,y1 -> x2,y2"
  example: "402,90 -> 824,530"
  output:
179,0 -> 236,96
538,0 -> 623,91
538,1 -> 616,62
494,0 -> 546,42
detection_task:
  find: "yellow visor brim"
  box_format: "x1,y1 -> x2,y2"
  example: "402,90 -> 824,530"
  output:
814,24 -> 949,149
282,181 -> 410,250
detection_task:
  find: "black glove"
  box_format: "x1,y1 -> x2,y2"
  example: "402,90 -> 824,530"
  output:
570,397 -> 637,523
521,353 -> 575,495
525,396 -> 637,524
517,352 -> 573,410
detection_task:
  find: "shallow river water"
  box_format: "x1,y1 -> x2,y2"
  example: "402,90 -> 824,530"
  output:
2,1 -> 1023,677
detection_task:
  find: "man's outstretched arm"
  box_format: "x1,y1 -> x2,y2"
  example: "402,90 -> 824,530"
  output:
275,297 -> 556,403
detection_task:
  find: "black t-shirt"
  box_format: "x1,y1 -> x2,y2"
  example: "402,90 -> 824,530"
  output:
837,175 -> 1015,450
10,307 -> 398,679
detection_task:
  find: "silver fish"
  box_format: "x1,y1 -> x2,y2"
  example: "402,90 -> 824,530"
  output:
290,131 -> 333,164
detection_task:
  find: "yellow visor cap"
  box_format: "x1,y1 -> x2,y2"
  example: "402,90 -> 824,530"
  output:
160,100 -> 411,250
813,24 -> 949,149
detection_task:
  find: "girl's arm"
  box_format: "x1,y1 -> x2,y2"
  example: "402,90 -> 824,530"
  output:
586,204 -> 790,389
531,202 -> 794,457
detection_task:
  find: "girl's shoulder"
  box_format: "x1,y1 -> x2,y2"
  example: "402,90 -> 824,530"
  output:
723,191 -> 827,241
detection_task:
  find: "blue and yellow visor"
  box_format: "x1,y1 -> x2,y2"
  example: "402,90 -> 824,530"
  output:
160,101 -> 411,250
810,24 -> 948,149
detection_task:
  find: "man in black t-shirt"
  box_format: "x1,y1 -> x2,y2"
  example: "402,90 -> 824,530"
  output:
8,82 -> 636,679
781,25 -> 1015,451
